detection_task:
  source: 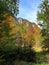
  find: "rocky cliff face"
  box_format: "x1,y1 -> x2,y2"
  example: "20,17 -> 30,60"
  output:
16,18 -> 42,52
1,14 -> 42,52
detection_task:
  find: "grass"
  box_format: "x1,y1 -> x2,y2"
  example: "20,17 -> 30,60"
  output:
14,60 -> 49,65
35,64 -> 49,65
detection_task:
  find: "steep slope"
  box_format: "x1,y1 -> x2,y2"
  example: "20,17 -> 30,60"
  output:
17,18 -> 42,51
1,15 -> 42,52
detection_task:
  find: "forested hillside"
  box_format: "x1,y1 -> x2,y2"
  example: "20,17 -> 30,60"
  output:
0,0 -> 49,65
1,15 -> 42,52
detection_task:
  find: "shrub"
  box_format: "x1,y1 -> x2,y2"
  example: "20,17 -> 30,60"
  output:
0,46 -> 36,65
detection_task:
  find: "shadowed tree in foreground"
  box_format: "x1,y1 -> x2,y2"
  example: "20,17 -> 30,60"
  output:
0,0 -> 19,65
37,0 -> 49,51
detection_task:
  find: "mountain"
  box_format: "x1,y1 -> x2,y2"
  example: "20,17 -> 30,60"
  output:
1,14 -> 42,52
16,18 -> 42,52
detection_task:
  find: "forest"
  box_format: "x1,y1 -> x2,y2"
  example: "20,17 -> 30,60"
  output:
0,0 -> 49,65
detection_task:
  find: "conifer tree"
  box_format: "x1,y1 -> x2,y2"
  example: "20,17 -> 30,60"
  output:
0,0 -> 19,64
0,0 -> 19,48
37,0 -> 49,50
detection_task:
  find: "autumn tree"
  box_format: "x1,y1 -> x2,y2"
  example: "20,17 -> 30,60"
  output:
37,0 -> 49,51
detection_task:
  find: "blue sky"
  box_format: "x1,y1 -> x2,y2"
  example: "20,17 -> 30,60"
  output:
17,0 -> 42,23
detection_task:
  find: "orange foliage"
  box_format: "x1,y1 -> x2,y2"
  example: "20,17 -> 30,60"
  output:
1,13 -> 17,40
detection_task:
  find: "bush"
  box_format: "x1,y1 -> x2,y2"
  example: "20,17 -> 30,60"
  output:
36,51 -> 49,63
0,46 -> 36,65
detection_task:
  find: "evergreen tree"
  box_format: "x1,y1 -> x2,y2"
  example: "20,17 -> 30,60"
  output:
0,0 -> 19,49
0,0 -> 19,65
37,0 -> 49,51
0,0 -> 19,17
